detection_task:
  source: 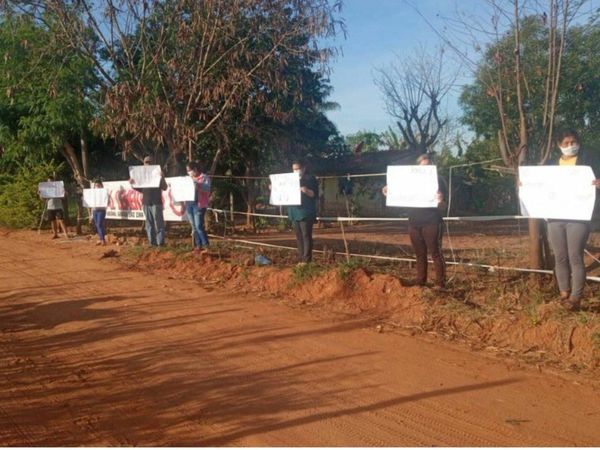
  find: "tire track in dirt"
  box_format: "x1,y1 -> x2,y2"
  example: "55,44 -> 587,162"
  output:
2,231 -> 600,446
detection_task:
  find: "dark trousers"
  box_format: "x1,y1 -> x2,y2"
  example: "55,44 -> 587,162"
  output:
293,218 -> 314,263
409,222 -> 445,287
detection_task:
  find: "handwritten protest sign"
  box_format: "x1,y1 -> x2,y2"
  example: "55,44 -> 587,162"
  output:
128,165 -> 162,188
82,188 -> 109,208
519,165 -> 596,221
269,172 -> 301,206
38,181 -> 65,199
169,176 -> 196,202
386,165 -> 439,208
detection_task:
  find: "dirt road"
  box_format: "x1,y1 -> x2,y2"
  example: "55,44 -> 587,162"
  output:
1,231 -> 599,446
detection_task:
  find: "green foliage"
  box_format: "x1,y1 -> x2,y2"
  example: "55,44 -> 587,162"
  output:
345,130 -> 383,153
437,139 -> 518,215
460,17 -> 600,163
338,258 -> 370,280
0,15 -> 97,168
0,162 -> 62,228
292,262 -> 324,282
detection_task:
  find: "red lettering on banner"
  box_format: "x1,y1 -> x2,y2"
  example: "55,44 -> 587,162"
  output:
166,189 -> 185,217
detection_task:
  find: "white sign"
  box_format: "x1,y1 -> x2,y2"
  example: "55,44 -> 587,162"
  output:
269,172 -> 301,206
519,166 -> 596,221
101,179 -> 187,221
128,165 -> 162,188
169,176 -> 196,202
38,181 -> 64,199
386,165 -> 439,208
82,188 -> 109,208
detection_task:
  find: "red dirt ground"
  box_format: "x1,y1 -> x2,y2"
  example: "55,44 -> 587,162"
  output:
1,229 -> 600,446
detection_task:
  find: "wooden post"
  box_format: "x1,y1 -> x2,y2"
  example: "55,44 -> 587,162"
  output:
340,221 -> 350,262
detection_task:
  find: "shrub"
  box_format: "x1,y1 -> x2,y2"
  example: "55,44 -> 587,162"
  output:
0,163 -> 61,228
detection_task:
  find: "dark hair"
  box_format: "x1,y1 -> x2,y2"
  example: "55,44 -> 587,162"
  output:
555,128 -> 580,144
291,159 -> 305,168
186,161 -> 203,172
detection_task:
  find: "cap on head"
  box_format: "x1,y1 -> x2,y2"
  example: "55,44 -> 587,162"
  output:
143,155 -> 153,164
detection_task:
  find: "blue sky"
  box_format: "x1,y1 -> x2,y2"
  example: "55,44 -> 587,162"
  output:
325,0 -> 483,137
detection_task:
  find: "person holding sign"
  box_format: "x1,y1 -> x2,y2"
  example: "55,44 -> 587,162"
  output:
89,180 -> 108,246
544,129 -> 600,310
382,154 -> 447,289
41,176 -> 68,240
185,161 -> 211,252
288,160 -> 319,264
130,155 -> 168,246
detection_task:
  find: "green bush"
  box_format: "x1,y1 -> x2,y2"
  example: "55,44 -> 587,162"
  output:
292,262 -> 324,282
338,257 -> 371,280
0,163 -> 61,228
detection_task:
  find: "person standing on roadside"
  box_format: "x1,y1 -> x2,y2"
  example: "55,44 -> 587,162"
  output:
382,153 -> 447,289
288,160 -> 319,265
42,176 -> 69,240
130,155 -> 168,247
90,180 -> 107,246
185,161 -> 211,252
545,128 -> 600,311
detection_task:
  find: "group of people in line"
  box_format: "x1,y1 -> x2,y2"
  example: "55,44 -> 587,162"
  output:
42,129 -> 598,311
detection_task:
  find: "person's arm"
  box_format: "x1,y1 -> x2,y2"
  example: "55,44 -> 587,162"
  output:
300,176 -> 317,198
160,174 -> 168,191
585,150 -> 600,188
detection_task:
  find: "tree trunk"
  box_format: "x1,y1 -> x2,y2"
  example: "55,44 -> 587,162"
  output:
60,142 -> 87,235
243,165 -> 256,232
528,218 -> 551,284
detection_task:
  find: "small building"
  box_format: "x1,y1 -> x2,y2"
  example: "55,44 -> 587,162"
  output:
309,149 -> 422,217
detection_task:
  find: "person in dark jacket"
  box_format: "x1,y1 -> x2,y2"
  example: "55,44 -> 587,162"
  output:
288,160 -> 319,264
545,128 -> 600,310
382,153 -> 447,289
130,155 -> 168,246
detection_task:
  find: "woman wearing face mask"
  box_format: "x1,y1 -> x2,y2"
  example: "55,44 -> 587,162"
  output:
546,129 -> 600,310
186,161 -> 211,252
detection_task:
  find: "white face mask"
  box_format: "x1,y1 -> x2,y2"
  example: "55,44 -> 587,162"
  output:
187,171 -> 195,177
559,144 -> 580,156
293,169 -> 301,175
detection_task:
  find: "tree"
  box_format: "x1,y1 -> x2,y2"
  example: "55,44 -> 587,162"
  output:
0,13 -> 97,187
344,130 -> 383,153
2,0 -> 344,170
426,0 -> 591,271
207,61 -> 341,230
374,47 -> 455,154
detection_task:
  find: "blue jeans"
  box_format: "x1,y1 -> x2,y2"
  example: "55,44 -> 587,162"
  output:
143,204 -> 165,246
186,203 -> 209,247
93,209 -> 106,243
